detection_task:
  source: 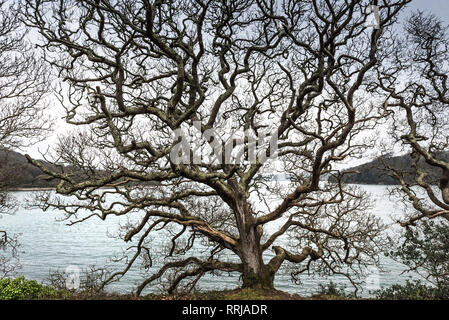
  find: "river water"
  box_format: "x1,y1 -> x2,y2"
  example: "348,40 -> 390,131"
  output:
1,185 -> 420,297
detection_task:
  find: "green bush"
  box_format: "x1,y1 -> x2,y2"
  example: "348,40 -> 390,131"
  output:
313,281 -> 355,299
375,280 -> 449,300
390,220 -> 449,287
0,277 -> 57,300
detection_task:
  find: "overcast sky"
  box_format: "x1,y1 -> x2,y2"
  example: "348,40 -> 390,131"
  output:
24,0 -> 449,161
406,0 -> 449,20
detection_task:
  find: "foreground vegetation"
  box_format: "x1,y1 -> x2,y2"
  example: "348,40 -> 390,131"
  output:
0,277 -> 57,300
0,277 -> 302,300
2,277 -> 449,300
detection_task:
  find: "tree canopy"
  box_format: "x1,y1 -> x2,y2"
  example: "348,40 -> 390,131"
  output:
20,0 -> 416,295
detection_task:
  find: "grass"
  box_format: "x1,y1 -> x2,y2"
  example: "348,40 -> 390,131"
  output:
144,287 -> 304,300
59,287 -> 353,300
3,277 -> 447,300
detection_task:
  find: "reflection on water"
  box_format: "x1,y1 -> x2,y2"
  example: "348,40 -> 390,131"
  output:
1,185 -> 419,297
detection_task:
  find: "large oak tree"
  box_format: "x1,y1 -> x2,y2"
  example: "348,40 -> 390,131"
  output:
23,0 -> 410,294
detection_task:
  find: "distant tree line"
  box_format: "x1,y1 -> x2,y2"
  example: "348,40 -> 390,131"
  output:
334,152 -> 449,185
0,149 -> 57,189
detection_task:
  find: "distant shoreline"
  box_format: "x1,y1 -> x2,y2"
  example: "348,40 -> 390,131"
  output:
7,182 -> 402,192
7,187 -> 55,192
7,185 -> 161,192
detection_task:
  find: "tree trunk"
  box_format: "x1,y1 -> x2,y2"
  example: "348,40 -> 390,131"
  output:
235,200 -> 274,289
241,246 -> 274,289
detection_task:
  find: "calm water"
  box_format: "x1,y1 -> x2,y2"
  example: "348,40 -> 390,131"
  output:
1,185 -> 419,297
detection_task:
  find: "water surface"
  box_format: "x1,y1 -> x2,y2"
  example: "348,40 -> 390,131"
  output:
1,185 -> 419,297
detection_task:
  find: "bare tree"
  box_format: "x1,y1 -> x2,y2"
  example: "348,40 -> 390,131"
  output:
0,0 -> 50,277
377,11 -> 449,227
23,0 -> 409,294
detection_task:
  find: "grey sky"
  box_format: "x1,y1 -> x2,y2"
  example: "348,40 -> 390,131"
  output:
406,0 -> 449,20
24,0 -> 449,160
